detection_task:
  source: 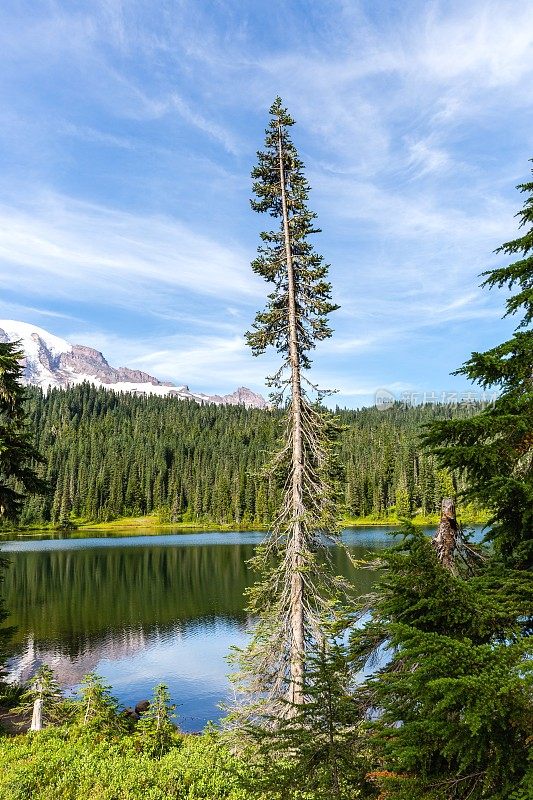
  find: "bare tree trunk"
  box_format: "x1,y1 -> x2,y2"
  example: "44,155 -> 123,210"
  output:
433,497 -> 458,575
278,121 -> 305,707
30,697 -> 43,731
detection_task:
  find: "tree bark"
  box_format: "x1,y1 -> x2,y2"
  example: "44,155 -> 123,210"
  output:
433,497 -> 458,575
278,120 -> 305,707
30,697 -> 43,731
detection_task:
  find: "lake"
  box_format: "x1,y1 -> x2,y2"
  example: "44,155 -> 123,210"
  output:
0,526 -> 483,731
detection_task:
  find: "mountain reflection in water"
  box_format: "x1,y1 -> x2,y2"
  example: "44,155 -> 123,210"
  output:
0,527 -> 425,731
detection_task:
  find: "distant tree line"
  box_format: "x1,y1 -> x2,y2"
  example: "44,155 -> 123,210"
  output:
14,383 -> 484,527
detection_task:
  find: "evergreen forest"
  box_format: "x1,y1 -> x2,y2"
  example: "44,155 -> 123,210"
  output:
14,384 -> 485,528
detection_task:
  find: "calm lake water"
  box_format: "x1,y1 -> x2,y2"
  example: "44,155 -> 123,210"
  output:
0,526 -> 483,731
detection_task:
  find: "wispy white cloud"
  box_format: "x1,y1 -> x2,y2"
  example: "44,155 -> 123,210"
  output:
0,192 -> 260,308
323,292 -> 501,358
1,0 -> 530,406
404,135 -> 453,178
0,301 -> 77,323
323,334 -> 381,354
62,328 -> 274,393
168,93 -> 241,156
314,169 -> 516,242
58,122 -> 136,150
412,2 -> 533,87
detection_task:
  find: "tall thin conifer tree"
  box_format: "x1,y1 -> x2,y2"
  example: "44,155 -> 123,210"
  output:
230,98 -> 345,725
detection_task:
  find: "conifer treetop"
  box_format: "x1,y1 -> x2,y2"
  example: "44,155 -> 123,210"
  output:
485,162 -> 533,328
246,96 -> 338,381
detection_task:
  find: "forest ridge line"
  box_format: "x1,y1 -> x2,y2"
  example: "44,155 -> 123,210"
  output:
6,383 -> 489,531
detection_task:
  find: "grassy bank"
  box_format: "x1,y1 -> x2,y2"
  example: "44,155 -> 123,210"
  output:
342,506 -> 489,528
79,515 -> 252,532
1,507 -> 489,536
0,515 -> 252,535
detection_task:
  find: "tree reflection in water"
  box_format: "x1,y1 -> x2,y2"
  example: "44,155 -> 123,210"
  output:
1,529 -> 388,730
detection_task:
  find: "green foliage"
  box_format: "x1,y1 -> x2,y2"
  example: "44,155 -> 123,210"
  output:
246,96 -> 337,375
0,726 -> 254,799
394,485 -> 411,519
76,673 -> 126,737
0,340 -> 46,521
238,631 -> 367,799
135,683 -> 178,758
16,665 -> 64,727
0,680 -> 24,708
423,165 -> 533,568
351,526 -> 532,800
12,384 -> 484,530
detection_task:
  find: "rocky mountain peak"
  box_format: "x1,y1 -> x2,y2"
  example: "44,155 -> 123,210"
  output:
0,320 -> 268,409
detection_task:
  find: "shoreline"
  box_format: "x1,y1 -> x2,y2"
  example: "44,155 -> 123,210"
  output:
1,511 -> 489,536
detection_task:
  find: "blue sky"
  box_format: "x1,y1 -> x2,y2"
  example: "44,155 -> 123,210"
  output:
1,0 -> 532,407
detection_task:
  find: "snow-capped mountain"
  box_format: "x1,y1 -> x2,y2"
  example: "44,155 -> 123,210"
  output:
0,320 -> 268,409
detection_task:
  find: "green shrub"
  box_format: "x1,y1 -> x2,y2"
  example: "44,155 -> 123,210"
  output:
0,726 -> 255,799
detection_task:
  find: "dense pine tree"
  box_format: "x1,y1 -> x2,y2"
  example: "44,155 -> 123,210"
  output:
351,526 -> 532,800
76,673 -> 125,736
0,340 -> 46,521
423,165 -> 533,569
13,384 -> 485,529
352,164 -> 533,800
